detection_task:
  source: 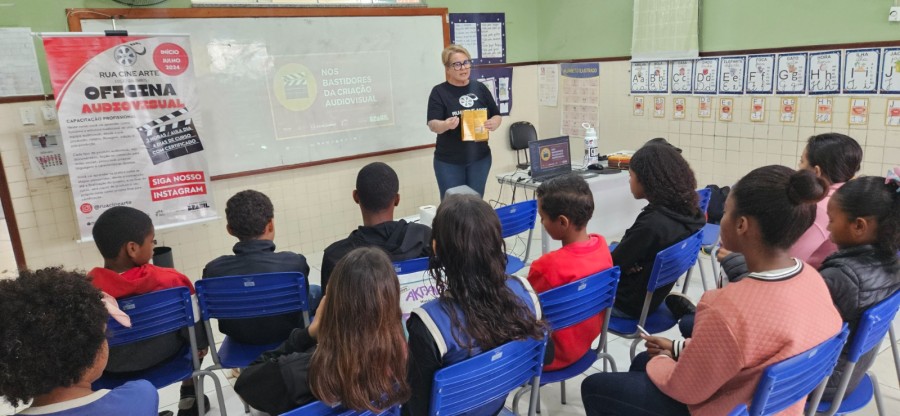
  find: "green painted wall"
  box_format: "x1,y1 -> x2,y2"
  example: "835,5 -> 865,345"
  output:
428,0 -> 540,63
536,0 -> 633,61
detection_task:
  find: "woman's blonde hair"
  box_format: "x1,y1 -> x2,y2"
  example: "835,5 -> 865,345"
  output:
441,44 -> 471,67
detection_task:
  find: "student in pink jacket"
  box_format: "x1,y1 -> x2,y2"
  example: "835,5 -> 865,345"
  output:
581,165 -> 843,416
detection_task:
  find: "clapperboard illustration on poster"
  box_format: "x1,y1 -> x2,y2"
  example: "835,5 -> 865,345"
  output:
283,72 -> 309,99
138,108 -> 204,165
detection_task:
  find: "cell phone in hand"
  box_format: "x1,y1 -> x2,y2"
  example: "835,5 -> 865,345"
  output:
636,325 -> 651,337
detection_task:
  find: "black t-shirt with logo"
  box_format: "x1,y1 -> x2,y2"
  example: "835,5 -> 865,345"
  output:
427,81 -> 500,165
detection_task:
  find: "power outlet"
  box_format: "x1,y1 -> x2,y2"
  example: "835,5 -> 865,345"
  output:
890,6 -> 900,22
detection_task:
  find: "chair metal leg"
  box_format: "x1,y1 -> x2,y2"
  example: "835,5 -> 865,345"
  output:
681,268 -> 693,294
629,338 -> 640,360
696,259 -> 709,292
527,377 -> 540,416
889,326 -> 900,389
710,253 -> 721,288
871,372 -> 885,416
512,384 -> 531,415
560,380 -> 566,405
194,369 -> 228,416
195,374 -> 205,416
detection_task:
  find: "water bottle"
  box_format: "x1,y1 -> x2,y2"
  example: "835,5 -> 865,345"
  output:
582,122 -> 598,166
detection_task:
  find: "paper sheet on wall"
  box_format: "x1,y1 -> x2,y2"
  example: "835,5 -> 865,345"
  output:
480,22 -> 503,59
23,131 -> 68,178
453,23 -> 479,59
539,64 -> 559,106
0,28 -> 44,97
560,63 -> 600,138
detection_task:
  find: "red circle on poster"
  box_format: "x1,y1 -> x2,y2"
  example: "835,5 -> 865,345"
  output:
753,104 -> 763,111
676,104 -> 684,111
80,203 -> 93,214
784,105 -> 794,112
891,108 -> 900,117
723,106 -> 731,113
153,43 -> 189,76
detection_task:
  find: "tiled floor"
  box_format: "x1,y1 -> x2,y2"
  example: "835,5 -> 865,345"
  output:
3,236 -> 900,415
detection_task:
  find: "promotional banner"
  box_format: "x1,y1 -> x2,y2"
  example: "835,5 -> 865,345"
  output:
43,35 -> 217,240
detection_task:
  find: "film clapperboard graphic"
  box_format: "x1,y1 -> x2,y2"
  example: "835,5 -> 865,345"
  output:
138,108 -> 204,165
283,73 -> 309,99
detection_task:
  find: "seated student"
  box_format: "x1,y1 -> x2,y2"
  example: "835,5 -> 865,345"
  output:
817,172 -> 900,400
321,162 -> 432,292
403,195 -> 546,416
0,267 -> 158,416
719,133 -> 862,275
581,165 -> 843,416
611,142 -> 705,319
88,206 -> 209,416
202,190 -> 314,345
528,174 -> 613,371
234,247 -> 410,415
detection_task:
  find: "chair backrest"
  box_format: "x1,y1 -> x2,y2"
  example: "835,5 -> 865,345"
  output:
748,326 -> 849,416
429,337 -> 547,415
848,289 -> 900,362
697,188 -> 712,214
496,199 -> 538,239
393,257 -> 430,275
647,230 -> 703,291
106,286 -> 195,347
728,404 -> 750,416
194,272 -> 309,321
539,267 -> 620,332
281,401 -> 400,416
509,121 -> 537,150
393,257 -> 439,325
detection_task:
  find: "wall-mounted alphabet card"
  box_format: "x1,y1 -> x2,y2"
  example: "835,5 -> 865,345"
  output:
843,49 -> 880,94
631,61 -> 650,93
719,56 -> 746,94
815,97 -> 834,124
671,60 -> 693,94
719,98 -> 734,121
880,48 -> 900,94
698,96 -> 712,118
633,96 -> 645,116
886,99 -> 900,126
750,97 -> 766,122
648,61 -> 669,93
673,97 -> 686,119
849,97 -> 869,125
780,97 -> 798,122
653,96 -> 665,118
746,54 -> 775,94
808,50 -> 841,95
693,58 -> 719,94
776,53 -> 808,94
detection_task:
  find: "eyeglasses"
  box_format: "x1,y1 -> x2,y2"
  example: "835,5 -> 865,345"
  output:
448,60 -> 472,70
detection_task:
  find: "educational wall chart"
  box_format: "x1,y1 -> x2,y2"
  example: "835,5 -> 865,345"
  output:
746,54 -> 775,94
670,60 -> 693,94
648,61 -> 668,93
471,66 -> 513,115
776,53 -> 807,94
808,50 -> 841,95
560,63 -> 600,138
719,98 -> 733,121
780,97 -> 797,123
0,28 -> 44,97
816,97 -> 834,123
718,56 -> 746,94
849,97 -> 869,125
881,48 -> 900,94
43,35 -> 217,240
653,96 -> 665,117
633,96 -> 645,116
750,97 -> 765,122
887,99 -> 900,126
693,58 -> 719,94
631,61 -> 650,94
843,48 -> 879,94
673,97 -> 686,119
698,96 -> 711,118
23,131 -> 68,178
449,13 -> 506,65
538,64 -> 559,106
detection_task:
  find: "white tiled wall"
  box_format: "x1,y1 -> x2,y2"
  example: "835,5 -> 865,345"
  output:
0,67 -> 538,278
538,60 -> 900,188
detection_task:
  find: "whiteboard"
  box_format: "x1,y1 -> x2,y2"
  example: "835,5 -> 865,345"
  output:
81,14 -> 445,177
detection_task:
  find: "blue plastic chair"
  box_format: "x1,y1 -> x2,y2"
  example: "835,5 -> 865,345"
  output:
608,230 -> 703,359
194,272 -> 311,370
496,199 -> 538,274
742,325 -> 848,416
92,287 -> 227,416
729,404 -> 750,416
807,291 -> 900,416
281,401 -> 400,416
511,267 -> 621,413
683,188 -> 714,293
429,337 -> 547,416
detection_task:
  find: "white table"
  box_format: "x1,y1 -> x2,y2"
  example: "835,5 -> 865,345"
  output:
496,165 -> 648,254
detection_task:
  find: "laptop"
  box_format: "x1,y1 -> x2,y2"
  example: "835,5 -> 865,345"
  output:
529,136 -> 574,182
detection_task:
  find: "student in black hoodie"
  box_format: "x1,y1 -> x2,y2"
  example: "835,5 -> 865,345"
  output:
611,143 -> 706,319
321,162 -> 432,292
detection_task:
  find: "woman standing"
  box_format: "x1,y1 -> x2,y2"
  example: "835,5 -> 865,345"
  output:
427,45 -> 502,200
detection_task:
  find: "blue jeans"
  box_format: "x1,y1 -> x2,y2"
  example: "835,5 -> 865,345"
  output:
433,154 -> 492,200
582,352 -> 690,416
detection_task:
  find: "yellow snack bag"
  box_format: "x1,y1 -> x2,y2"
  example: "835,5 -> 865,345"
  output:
461,109 -> 489,141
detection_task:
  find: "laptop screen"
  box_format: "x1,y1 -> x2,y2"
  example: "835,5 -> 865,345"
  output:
529,136 -> 572,181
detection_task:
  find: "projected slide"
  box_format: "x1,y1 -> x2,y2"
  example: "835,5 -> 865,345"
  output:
268,51 -> 395,138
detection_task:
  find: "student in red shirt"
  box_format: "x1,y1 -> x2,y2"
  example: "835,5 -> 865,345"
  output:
528,173 -> 613,371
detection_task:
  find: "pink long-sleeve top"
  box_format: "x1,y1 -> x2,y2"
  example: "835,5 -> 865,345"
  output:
646,262 -> 842,416
788,183 -> 842,268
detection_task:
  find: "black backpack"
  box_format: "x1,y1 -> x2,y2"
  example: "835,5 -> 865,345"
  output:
705,184 -> 730,224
